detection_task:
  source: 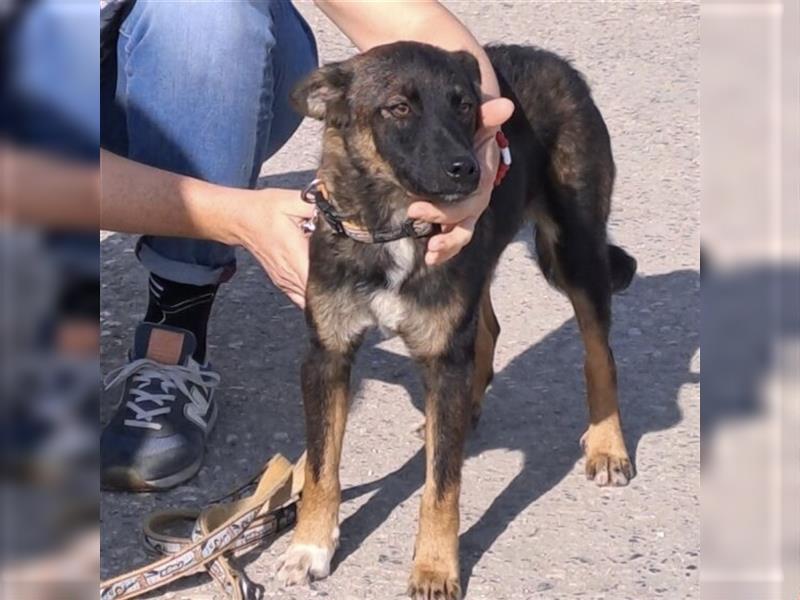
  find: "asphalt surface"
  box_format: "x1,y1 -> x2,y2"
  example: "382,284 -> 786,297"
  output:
100,2 -> 700,598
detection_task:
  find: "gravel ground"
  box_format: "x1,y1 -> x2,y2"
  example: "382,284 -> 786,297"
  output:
100,2 -> 700,599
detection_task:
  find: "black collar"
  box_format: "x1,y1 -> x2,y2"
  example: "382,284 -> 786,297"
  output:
301,179 -> 436,244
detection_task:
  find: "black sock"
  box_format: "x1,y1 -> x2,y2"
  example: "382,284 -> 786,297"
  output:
144,274 -> 217,363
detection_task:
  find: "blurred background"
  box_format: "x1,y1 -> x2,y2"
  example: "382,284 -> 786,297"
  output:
701,1 -> 798,599
0,1 -> 796,599
1,1 -> 99,599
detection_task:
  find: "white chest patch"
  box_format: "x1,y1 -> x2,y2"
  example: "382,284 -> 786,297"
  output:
383,238 -> 416,288
368,238 -> 415,333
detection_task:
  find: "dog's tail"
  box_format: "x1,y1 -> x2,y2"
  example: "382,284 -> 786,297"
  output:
608,244 -> 637,293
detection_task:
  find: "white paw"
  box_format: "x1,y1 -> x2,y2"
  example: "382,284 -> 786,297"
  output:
276,529 -> 339,587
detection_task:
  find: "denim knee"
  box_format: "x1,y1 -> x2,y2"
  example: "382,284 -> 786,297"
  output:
120,0 -> 279,75
117,1 -> 279,187
110,0 -> 318,285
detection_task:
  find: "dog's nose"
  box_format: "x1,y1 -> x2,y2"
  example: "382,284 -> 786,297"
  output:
445,157 -> 478,180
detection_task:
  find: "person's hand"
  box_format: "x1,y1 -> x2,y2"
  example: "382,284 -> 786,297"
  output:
407,97 -> 515,265
234,188 -> 314,308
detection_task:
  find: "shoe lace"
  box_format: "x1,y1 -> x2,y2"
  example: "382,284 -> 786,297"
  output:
103,359 -> 220,431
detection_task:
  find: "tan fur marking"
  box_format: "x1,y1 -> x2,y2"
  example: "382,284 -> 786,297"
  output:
569,291 -> 632,484
277,378 -> 348,585
349,127 -> 403,186
317,127 -> 347,192
308,284 -> 372,353
402,293 -> 466,359
471,287 -> 500,422
285,383 -> 348,570
409,408 -> 461,599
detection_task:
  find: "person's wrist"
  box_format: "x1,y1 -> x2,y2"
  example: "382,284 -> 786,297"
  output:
222,187 -> 262,249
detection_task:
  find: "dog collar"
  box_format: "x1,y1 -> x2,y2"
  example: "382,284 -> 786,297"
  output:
302,131 -> 511,243
494,130 -> 512,187
301,179 -> 436,244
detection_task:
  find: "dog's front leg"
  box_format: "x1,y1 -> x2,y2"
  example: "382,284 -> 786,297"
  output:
408,346 -> 474,600
277,337 -> 352,586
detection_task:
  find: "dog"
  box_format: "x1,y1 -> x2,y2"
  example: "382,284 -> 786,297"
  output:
277,41 -> 637,599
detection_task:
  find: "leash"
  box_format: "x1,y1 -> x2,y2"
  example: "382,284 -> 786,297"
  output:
302,130 -> 512,243
100,453 -> 306,600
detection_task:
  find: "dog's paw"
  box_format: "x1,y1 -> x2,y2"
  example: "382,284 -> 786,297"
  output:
408,565 -> 461,600
584,451 -> 634,486
276,543 -> 335,587
580,427 -> 635,487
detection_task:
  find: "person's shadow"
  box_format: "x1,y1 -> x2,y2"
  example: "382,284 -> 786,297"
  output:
333,262 -> 699,595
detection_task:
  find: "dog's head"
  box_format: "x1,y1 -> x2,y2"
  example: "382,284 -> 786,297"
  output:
292,42 -> 482,202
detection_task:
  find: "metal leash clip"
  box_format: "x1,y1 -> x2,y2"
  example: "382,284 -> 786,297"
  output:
301,179 -> 324,233
301,178 -> 324,204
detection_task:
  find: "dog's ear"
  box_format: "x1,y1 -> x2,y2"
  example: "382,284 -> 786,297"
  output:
291,62 -> 352,127
452,51 -> 482,91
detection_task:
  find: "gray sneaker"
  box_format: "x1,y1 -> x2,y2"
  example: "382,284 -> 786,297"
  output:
100,323 -> 219,491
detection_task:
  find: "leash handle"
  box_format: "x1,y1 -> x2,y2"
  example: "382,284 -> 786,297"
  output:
100,453 -> 305,600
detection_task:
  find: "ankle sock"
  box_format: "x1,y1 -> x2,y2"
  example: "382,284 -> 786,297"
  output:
143,274 -> 217,363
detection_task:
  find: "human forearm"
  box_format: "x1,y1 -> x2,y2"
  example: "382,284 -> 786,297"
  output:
100,150 -> 314,306
100,150 -> 249,245
1,144 -> 99,229
314,0 -> 500,99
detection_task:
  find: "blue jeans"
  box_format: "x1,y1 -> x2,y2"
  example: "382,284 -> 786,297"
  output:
101,0 -> 318,285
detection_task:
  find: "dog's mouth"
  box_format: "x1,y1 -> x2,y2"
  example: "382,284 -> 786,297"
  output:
418,192 -> 472,204
437,192 -> 472,203
401,182 -> 476,205
387,162 -> 481,205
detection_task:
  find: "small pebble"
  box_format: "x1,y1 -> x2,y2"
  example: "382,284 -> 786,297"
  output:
225,433 -> 239,445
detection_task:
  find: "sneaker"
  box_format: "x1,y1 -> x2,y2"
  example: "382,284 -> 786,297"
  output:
100,323 -> 219,491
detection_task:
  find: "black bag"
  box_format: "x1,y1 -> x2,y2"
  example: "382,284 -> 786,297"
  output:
101,0 -> 135,66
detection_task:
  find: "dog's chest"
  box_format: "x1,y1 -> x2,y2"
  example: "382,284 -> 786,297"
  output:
367,239 -> 415,332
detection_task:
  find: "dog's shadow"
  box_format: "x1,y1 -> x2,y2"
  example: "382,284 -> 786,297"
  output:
334,264 -> 699,594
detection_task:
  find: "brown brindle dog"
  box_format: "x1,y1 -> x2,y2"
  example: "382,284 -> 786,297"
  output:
276,42 -> 637,599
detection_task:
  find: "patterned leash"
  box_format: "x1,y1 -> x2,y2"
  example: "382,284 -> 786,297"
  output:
100,453 -> 306,600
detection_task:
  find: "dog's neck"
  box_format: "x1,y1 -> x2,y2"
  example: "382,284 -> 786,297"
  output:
316,128 -> 411,233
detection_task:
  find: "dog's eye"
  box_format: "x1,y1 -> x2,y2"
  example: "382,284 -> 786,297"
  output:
458,101 -> 474,114
388,102 -> 410,118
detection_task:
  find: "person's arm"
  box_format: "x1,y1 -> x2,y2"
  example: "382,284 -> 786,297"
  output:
315,0 -> 514,265
102,149 -> 249,244
315,0 -> 500,99
1,144 -> 99,229
100,150 -> 314,307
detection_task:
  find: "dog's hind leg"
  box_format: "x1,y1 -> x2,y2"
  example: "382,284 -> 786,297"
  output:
537,223 -> 634,487
570,283 -> 634,486
277,336 -> 355,586
470,285 -> 500,429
